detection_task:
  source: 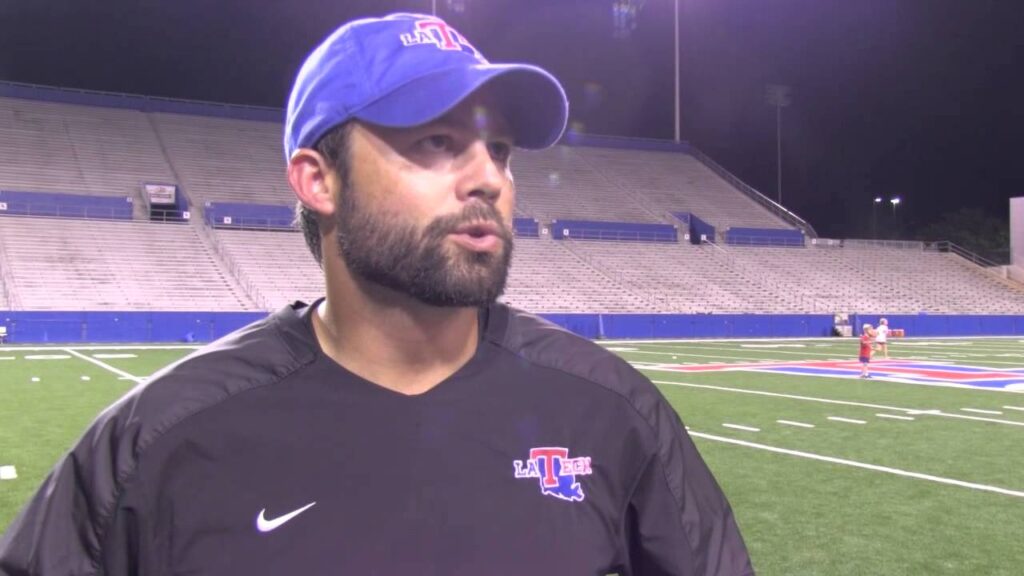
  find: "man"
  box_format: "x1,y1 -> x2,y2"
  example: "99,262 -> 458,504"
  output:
0,13 -> 752,575
859,323 -> 875,378
874,317 -> 890,359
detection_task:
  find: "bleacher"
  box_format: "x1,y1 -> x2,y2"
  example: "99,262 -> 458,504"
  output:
149,113 -> 291,209
213,228 -> 322,310
0,90 -> 1021,318
0,217 -> 256,311
513,147 -> 663,223
501,239 -> 658,313
571,147 -> 790,231
0,97 -> 175,213
565,240 -> 777,313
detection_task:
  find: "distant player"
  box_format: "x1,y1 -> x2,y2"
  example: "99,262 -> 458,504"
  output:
874,317 -> 890,359
859,323 -> 874,378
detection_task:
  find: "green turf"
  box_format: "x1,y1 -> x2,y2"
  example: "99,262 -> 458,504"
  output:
1,338 -> 1022,574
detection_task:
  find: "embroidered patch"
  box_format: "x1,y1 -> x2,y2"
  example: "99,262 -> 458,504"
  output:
514,447 -> 593,502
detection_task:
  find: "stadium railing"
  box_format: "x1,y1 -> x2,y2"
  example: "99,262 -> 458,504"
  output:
928,240 -> 1009,268
193,221 -> 272,311
0,201 -> 133,221
688,146 -> 818,239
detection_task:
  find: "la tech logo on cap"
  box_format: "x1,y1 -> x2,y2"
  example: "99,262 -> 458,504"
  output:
400,19 -> 484,60
514,447 -> 593,502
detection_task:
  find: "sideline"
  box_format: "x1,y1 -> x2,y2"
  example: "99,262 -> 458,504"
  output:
62,348 -> 145,383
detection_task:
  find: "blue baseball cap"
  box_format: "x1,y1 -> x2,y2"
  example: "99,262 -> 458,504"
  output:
284,13 -> 569,162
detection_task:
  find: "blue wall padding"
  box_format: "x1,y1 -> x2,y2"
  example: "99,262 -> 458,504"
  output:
550,220 -> 677,243
690,214 -> 716,244
671,212 -> 716,244
0,311 -> 266,343
513,218 -> 540,238
852,314 -> 1024,337
725,227 -> 804,247
0,190 -> 133,220
204,202 -> 294,229
2,310 -> 1022,343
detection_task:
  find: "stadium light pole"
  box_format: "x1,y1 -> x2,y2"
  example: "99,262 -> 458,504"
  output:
872,196 -> 883,238
432,0 -> 437,16
890,196 -> 901,217
674,0 -> 680,142
765,84 -> 792,205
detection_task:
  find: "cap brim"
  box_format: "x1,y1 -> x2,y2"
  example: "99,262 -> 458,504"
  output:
352,63 -> 568,150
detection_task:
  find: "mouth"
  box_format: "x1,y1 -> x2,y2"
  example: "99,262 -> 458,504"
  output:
449,221 -> 503,252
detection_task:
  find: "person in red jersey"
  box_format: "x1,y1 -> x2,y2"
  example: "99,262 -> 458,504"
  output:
859,323 -> 875,378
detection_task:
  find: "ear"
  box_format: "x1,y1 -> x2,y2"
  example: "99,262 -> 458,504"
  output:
287,149 -> 339,218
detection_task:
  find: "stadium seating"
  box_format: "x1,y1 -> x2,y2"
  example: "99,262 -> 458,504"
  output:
501,238 -> 659,313
1,93 -> 1022,316
0,217 -> 257,311
569,147 -> 790,232
512,147 -> 663,222
213,228 -> 323,310
565,240 -> 780,313
148,113 -> 292,209
0,97 -> 174,212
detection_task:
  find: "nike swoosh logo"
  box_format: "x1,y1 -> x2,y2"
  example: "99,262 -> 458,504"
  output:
256,501 -> 317,533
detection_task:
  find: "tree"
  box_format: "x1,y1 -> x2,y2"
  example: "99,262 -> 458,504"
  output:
914,208 -> 1009,263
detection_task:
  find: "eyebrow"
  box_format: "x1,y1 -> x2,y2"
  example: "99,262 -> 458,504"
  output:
429,107 -> 513,140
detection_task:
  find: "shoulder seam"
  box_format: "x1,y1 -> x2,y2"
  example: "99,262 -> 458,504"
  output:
89,317 -> 311,572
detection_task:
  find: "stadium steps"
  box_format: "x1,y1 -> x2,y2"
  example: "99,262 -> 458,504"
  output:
0,217 -> 258,311
213,228 -> 323,311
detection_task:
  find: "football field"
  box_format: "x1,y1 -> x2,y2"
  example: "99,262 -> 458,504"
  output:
2,337 -> 1022,574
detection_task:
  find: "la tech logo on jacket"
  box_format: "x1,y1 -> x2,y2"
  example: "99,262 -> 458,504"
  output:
514,447 -> 593,502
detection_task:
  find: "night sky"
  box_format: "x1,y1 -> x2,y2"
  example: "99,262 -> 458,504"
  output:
1,0 -> 1021,238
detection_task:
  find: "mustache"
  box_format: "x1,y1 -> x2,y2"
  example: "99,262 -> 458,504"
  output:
423,202 -> 513,241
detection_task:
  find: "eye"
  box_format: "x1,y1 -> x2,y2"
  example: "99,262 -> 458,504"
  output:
418,134 -> 453,153
488,140 -> 512,163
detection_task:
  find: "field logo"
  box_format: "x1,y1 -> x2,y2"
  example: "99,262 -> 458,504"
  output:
514,447 -> 592,502
654,359 -> 1024,392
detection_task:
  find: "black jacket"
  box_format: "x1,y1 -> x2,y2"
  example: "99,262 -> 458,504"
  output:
0,301 -> 753,575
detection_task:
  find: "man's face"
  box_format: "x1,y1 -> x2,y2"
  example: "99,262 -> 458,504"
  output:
333,92 -> 516,307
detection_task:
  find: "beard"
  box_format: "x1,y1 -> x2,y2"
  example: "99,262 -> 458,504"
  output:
334,187 -> 514,307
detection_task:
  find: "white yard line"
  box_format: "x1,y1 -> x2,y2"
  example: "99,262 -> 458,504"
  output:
62,348 -> 144,383
777,419 -> 815,428
600,335 -> 1024,345
1003,406 -> 1024,412
669,344 -> 848,359
722,423 -> 760,432
961,408 -> 1003,415
876,413 -> 915,421
828,416 -> 867,425
638,342 -> 845,360
616,349 -> 778,363
689,431 -> 1024,499
650,379 -> 1024,428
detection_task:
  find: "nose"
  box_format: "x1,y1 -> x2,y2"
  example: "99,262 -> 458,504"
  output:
455,139 -> 507,204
